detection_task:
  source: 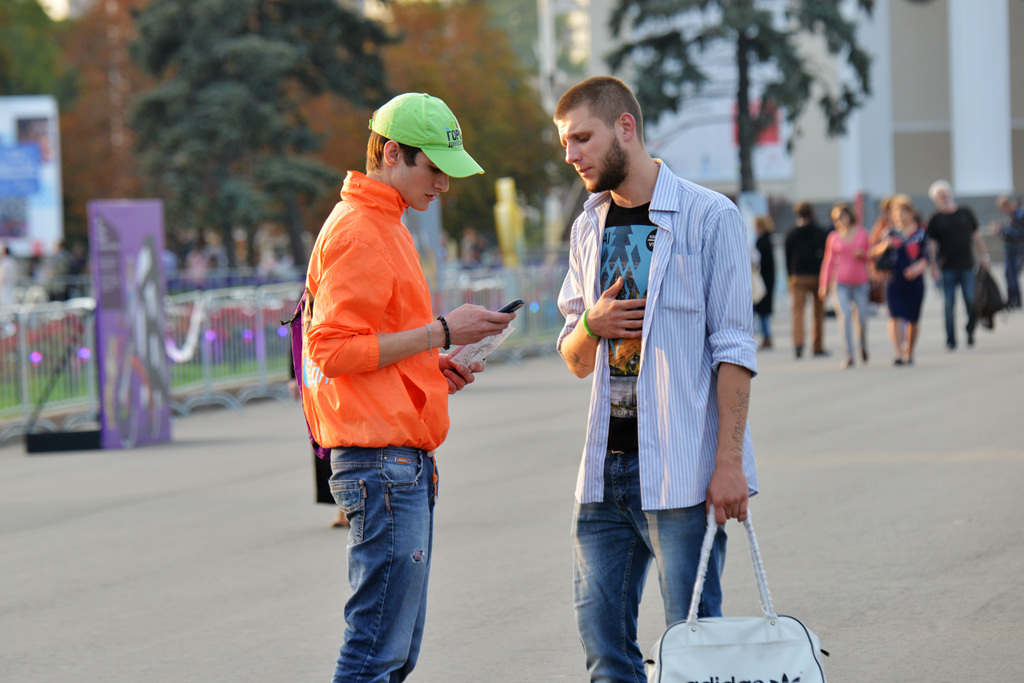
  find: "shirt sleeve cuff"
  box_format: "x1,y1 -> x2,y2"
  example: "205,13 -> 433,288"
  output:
709,329 -> 758,377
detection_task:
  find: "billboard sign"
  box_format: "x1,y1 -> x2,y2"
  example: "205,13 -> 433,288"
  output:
0,96 -> 64,256
89,200 -> 172,449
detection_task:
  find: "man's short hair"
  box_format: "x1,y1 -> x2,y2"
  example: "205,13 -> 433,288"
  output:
996,194 -> 1019,209
928,179 -> 953,203
366,131 -> 421,174
793,201 -> 815,222
554,76 -> 645,143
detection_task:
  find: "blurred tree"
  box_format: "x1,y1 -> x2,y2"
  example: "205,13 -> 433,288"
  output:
58,0 -> 150,243
0,0 -> 72,99
483,0 -> 539,72
378,0 -> 563,245
129,0 -> 392,267
607,0 -> 873,192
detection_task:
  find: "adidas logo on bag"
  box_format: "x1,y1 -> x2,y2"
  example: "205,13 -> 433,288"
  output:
686,675 -> 800,683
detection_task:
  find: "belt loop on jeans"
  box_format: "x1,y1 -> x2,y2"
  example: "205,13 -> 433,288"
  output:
608,449 -> 638,459
426,450 -> 438,499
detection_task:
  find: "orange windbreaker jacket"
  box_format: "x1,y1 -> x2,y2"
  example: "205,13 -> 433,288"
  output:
301,172 -> 449,451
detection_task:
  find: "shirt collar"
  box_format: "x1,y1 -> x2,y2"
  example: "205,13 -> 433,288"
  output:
582,159 -> 678,218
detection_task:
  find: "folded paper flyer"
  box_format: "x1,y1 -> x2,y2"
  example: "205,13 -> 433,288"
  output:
446,327 -> 515,365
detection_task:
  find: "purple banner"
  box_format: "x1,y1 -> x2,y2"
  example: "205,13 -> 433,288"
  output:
88,200 -> 171,449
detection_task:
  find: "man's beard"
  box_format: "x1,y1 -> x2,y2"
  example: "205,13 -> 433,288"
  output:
585,137 -> 628,193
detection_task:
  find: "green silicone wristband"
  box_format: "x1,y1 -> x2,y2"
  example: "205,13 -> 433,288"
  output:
582,308 -> 599,338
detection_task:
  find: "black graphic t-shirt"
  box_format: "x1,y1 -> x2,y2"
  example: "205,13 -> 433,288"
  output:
601,201 -> 656,452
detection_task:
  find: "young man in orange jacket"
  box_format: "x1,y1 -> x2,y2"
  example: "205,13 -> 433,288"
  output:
302,93 -> 515,683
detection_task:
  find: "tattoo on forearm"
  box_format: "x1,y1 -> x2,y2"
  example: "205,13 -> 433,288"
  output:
566,350 -> 585,372
729,387 -> 749,454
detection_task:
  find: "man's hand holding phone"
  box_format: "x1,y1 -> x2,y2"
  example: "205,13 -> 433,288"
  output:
440,301 -> 517,346
442,299 -> 523,384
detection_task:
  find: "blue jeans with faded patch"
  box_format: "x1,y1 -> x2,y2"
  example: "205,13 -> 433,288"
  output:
941,268 -> 977,347
572,451 -> 727,683
330,447 -> 436,683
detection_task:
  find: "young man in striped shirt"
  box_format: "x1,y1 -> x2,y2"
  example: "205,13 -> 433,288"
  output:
554,76 -> 759,682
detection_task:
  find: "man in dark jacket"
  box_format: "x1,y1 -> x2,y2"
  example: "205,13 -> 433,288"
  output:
785,201 -> 830,358
993,194 -> 1023,309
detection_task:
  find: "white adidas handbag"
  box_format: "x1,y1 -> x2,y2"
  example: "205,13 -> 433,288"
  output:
645,508 -> 828,683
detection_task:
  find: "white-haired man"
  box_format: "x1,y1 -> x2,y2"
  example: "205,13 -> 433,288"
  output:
926,180 -> 990,350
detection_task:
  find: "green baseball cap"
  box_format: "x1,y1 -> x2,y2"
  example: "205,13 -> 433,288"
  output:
369,93 -> 484,178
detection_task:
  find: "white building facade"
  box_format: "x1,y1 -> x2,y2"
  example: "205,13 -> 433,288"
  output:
832,0 -> 1021,201
552,0 -> 1022,202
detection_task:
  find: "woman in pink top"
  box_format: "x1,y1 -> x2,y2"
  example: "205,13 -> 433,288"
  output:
819,203 -> 871,369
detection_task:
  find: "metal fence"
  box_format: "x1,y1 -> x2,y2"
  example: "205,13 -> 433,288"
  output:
0,266 -> 568,446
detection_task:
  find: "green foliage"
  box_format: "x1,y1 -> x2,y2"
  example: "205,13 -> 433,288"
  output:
483,0 -> 540,72
0,0 -> 73,100
607,0 -> 873,191
129,0 -> 393,266
383,0 -> 563,245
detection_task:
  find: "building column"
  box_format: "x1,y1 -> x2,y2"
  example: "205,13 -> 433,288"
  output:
840,0 -> 895,199
948,0 -> 1013,195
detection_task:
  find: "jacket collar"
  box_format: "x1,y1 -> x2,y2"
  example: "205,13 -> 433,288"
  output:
340,171 -> 410,217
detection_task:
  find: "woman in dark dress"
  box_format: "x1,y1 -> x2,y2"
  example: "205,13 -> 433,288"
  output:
873,194 -> 929,365
753,215 -> 776,349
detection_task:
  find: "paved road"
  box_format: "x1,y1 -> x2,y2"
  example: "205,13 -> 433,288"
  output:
2,287 -> 1023,682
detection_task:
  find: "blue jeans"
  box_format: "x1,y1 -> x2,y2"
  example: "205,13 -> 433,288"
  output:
573,451 -> 726,683
1005,248 -> 1022,308
941,268 -> 977,347
834,283 -> 869,359
755,312 -> 771,341
330,447 -> 436,683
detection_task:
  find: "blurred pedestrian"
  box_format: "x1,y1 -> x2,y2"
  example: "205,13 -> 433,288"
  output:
459,228 -> 485,267
819,203 -> 871,368
785,201 -> 830,358
991,194 -> 1024,309
868,195 -> 895,307
926,180 -> 990,350
39,241 -> 71,301
875,195 -> 929,365
752,215 -> 775,349
184,235 -> 210,288
66,241 -> 89,299
0,245 -> 17,307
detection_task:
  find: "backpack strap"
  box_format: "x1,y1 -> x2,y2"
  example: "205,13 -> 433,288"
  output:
288,290 -> 331,460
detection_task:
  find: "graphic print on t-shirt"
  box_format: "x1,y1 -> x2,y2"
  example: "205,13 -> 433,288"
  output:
601,219 -> 656,418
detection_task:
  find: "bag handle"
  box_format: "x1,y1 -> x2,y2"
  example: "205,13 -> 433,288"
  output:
685,506 -> 777,625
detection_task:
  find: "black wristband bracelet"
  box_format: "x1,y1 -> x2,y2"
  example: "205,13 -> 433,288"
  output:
436,315 -> 451,349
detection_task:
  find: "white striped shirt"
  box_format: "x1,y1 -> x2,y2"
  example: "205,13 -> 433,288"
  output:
557,161 -> 759,510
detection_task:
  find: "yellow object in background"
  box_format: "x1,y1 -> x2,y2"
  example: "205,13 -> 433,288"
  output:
494,177 -> 524,268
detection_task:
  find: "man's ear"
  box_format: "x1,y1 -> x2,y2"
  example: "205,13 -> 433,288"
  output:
382,140 -> 402,168
618,113 -> 637,142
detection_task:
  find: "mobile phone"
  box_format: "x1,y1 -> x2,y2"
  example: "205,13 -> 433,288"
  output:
498,299 -> 525,313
